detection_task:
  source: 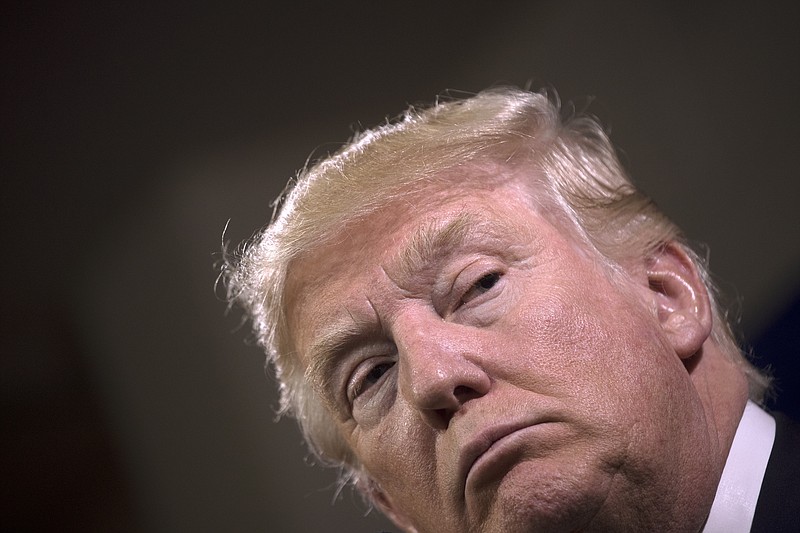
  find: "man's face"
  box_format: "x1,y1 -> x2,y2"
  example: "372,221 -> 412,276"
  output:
286,178 -> 718,532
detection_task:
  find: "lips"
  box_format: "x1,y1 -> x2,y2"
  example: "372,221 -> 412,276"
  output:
459,420 -> 541,495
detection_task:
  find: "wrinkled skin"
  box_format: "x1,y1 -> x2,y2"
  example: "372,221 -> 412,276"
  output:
286,178 -> 748,532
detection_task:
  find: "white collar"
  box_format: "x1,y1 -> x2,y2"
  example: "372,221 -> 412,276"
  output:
703,400 -> 776,533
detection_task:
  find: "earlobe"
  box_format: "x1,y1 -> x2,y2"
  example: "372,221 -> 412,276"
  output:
645,243 -> 713,360
357,476 -> 418,532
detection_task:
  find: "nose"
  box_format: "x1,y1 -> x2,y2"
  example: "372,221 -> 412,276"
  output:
395,316 -> 491,429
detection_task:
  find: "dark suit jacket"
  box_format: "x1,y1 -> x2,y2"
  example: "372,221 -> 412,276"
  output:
750,412 -> 800,533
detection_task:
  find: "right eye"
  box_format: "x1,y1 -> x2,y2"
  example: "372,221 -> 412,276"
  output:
462,272 -> 501,301
348,360 -> 396,402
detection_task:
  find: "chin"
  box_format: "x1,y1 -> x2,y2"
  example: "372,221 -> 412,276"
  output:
471,460 -> 611,533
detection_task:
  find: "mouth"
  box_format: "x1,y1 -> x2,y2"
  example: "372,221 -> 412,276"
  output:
459,421 -> 544,496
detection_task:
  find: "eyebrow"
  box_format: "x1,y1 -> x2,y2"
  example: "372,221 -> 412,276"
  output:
303,211 -> 499,401
392,211 -> 477,276
304,319 -> 371,398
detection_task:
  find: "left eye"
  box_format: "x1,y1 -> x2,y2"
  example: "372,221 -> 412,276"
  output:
460,272 -> 502,305
349,361 -> 395,402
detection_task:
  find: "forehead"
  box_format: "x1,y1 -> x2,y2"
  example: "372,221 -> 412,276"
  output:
283,178 -> 546,353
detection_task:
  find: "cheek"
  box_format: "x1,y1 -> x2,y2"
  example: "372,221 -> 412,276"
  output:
352,412 -> 458,531
351,405 -> 440,494
504,289 -> 607,365
500,276 -> 669,399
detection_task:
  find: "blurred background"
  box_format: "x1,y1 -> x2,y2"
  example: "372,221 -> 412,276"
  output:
3,1 -> 799,531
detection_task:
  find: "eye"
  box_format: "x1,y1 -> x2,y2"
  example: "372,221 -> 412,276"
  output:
460,271 -> 502,306
349,360 -> 395,402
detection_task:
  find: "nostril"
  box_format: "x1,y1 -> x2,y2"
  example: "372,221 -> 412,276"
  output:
424,387 -> 483,430
453,385 -> 482,404
434,408 -> 451,428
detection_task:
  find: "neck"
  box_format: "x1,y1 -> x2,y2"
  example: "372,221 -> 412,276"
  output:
689,341 -> 751,490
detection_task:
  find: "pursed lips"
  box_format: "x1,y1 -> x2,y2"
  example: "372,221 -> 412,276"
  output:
458,419 -> 543,497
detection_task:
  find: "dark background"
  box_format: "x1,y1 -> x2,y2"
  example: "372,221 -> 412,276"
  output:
3,2 -> 799,531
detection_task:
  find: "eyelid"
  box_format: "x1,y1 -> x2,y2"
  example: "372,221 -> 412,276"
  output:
345,351 -> 396,405
448,258 -> 506,313
461,271 -> 502,305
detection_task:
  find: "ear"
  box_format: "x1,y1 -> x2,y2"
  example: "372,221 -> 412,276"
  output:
645,243 -> 712,360
357,476 -> 418,532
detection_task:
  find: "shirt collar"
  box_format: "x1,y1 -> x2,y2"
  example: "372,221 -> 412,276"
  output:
703,400 -> 776,533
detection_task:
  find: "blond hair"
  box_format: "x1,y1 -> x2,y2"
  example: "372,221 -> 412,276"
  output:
223,87 -> 769,475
